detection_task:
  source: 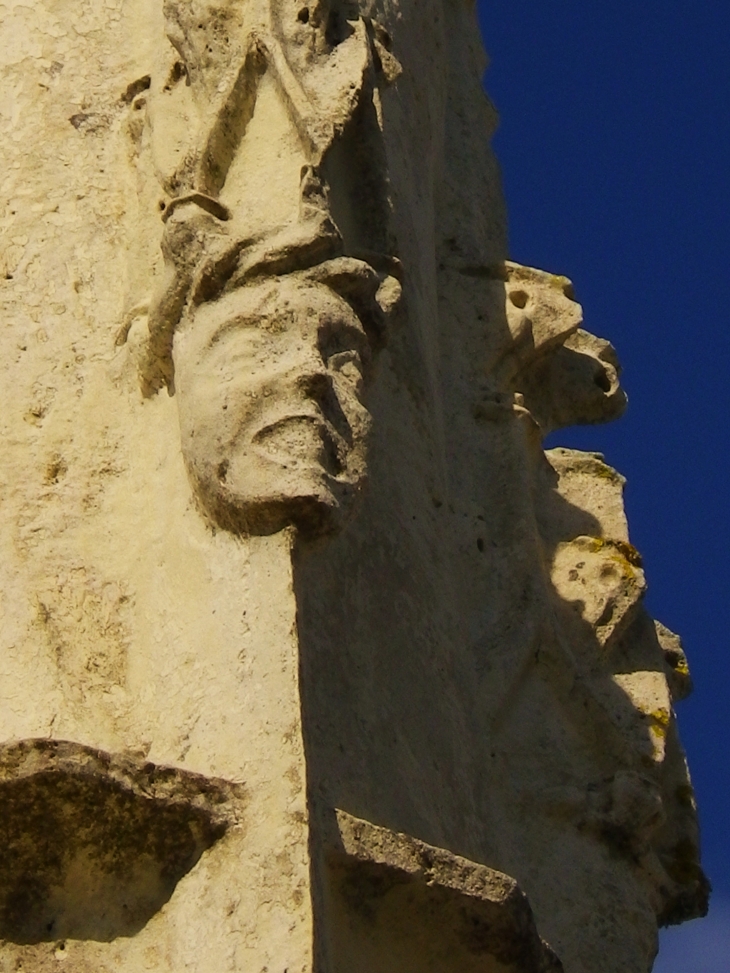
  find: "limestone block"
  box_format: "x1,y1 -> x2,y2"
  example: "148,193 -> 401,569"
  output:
0,739 -> 241,944
0,1 -> 706,972
543,448 -> 630,543
324,810 -> 563,973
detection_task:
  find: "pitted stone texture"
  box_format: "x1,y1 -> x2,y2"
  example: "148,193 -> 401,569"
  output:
0,3 -> 705,973
0,739 -> 240,944
325,810 -> 564,973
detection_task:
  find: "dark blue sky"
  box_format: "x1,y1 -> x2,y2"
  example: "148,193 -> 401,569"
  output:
475,1 -> 729,968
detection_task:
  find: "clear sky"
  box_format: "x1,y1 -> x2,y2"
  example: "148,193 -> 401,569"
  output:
475,1 -> 729,969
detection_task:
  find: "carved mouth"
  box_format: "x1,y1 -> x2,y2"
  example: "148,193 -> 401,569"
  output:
252,415 -> 344,476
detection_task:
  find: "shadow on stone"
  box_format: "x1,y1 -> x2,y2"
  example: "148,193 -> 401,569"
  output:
0,739 -> 242,944
322,809 -> 563,973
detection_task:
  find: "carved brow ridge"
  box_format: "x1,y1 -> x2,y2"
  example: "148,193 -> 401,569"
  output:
183,229 -> 392,356
189,217 -> 401,316
163,193 -> 231,224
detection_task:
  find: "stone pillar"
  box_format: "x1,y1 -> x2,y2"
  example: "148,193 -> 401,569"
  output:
0,2 -> 706,971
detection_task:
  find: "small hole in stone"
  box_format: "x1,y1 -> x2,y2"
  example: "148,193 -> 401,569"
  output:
594,369 -> 611,393
376,27 -> 393,50
298,7 -> 310,23
508,290 -> 529,309
158,200 -> 166,212
5,274 -> 13,280
217,460 -> 229,482
476,538 -> 485,553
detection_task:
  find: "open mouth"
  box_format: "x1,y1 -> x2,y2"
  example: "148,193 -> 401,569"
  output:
252,414 -> 345,476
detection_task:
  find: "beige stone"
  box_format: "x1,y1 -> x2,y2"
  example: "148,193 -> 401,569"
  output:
0,2 -> 706,972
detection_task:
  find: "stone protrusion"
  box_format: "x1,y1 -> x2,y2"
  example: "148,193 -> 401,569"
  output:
0,739 -> 242,944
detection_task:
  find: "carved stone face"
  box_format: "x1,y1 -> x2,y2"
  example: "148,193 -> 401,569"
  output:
173,274 -> 374,536
128,0 -> 400,538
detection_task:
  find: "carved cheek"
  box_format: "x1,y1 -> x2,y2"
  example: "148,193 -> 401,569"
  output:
175,318 -> 270,455
325,353 -> 366,431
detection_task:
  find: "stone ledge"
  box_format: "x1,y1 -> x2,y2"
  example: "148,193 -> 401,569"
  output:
0,739 -> 243,944
324,809 -> 563,973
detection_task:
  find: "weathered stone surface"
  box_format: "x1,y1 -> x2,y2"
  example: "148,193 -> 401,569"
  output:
0,739 -> 241,944
324,810 -> 564,973
0,2 -> 706,972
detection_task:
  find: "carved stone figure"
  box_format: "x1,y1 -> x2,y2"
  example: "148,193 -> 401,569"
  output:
124,0 -> 402,534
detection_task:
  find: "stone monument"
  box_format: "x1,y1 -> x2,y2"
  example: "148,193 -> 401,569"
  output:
0,1 -> 708,971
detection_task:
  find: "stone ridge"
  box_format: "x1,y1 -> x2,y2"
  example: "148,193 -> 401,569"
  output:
0,739 -> 243,944
327,809 -> 564,973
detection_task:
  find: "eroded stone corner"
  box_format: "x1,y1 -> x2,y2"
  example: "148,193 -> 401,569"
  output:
0,738 -> 244,945
321,809 -> 564,973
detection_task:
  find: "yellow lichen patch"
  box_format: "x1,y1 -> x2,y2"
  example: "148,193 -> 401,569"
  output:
584,536 -> 643,579
548,273 -> 572,292
644,708 -> 671,744
592,463 -> 623,483
611,539 -> 643,568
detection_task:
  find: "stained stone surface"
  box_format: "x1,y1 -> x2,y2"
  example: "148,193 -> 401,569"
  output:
0,739 -> 241,944
0,2 -> 706,972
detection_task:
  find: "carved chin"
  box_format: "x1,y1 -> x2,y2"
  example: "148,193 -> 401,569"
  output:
185,453 -> 363,537
177,401 -> 368,536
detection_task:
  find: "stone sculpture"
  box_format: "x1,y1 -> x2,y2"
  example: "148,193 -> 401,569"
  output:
0,1 -> 707,971
124,0 -> 402,534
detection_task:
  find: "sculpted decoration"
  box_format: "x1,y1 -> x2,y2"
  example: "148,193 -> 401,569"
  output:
469,261 -> 707,931
0,1 -> 707,967
476,262 -> 626,431
124,0 -> 402,535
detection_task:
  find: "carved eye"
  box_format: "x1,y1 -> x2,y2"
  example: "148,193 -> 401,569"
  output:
163,60 -> 188,92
